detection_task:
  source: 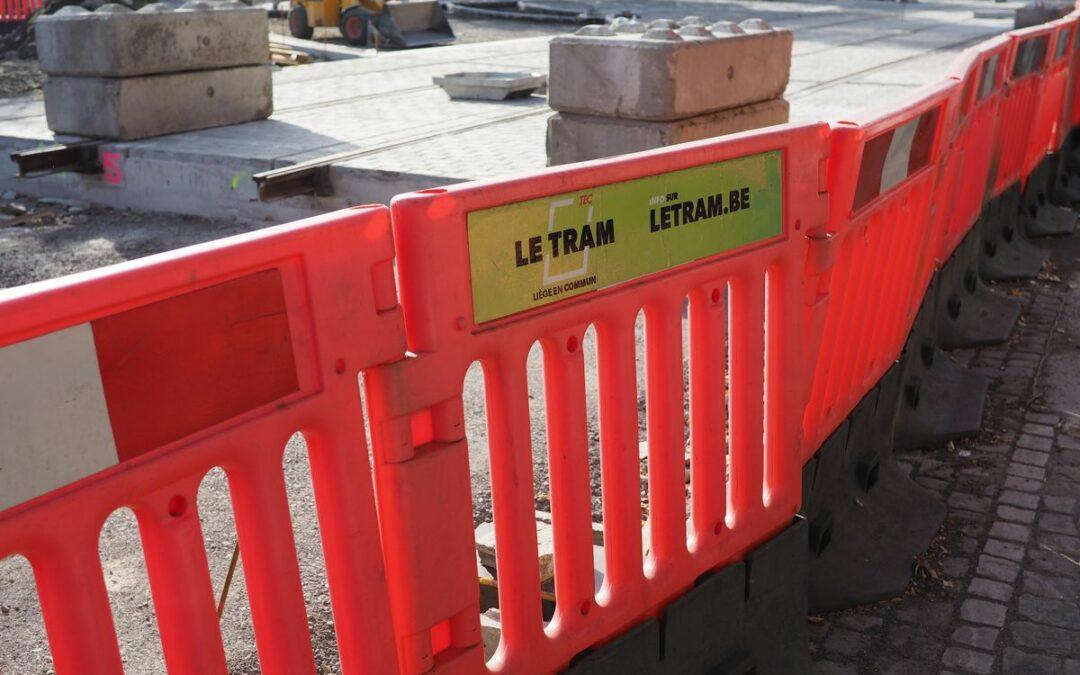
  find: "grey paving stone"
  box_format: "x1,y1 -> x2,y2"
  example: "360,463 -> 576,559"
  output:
1001,490 -> 1041,510
943,556 -> 971,579
984,538 -> 1025,563
1065,658 -> 1080,675
1014,448 -> 1051,467
1018,434 -> 1054,452
1022,570 -> 1080,601
1008,462 -> 1047,481
897,600 -> 954,628
998,504 -> 1038,524
1009,621 -> 1080,656
960,598 -> 1007,628
1039,512 -> 1080,536
1018,594 -> 1080,629
1057,435 -> 1080,451
942,646 -> 995,674
1044,496 -> 1077,515
990,521 -> 1032,543
1005,475 -> 1044,492
969,576 -> 1014,602
952,625 -> 1000,651
951,492 -> 992,512
824,627 -> 867,657
1022,423 -> 1056,437
1003,648 -> 1062,674
1026,413 -> 1060,425
917,476 -> 950,492
813,661 -> 858,675
836,613 -> 883,632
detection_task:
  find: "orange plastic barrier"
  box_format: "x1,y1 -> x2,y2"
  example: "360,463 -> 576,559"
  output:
0,208 -> 403,675
803,81 -> 956,452
0,0 -> 41,21
938,37 -> 1011,259
364,123 -> 829,673
3,12 -> 1080,675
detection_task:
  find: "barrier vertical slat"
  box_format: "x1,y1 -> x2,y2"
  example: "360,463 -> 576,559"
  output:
644,299 -> 688,571
594,314 -> 645,598
688,284 -> 728,545
32,533 -> 124,675
227,452 -> 316,675
540,332 -> 597,631
304,419 -> 402,675
764,260 -> 798,513
729,273 -> 766,527
484,350 -> 546,661
134,486 -> 228,675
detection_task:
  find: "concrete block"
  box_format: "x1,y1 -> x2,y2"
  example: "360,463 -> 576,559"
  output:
548,18 -> 792,121
547,98 -> 789,165
476,519 -> 556,582
35,2 -> 269,78
44,65 -> 273,140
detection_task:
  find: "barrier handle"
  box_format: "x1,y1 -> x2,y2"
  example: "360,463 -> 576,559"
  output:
689,285 -> 729,548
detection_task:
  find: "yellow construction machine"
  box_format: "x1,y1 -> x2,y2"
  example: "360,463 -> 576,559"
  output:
288,0 -> 455,48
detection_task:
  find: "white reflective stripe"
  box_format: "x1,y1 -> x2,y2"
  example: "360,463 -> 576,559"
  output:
879,118 -> 920,194
0,324 -> 118,512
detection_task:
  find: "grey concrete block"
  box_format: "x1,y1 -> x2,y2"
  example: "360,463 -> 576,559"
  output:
35,2 -> 269,78
44,65 -> 273,140
546,98 -> 789,166
1014,2 -> 1071,29
548,19 -> 792,121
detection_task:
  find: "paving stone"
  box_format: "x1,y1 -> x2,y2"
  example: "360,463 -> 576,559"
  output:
1014,448 -> 1051,467
1009,621 -> 1080,656
1039,512 -> 1080,536
1018,434 -> 1054,452
836,613 -> 884,632
990,521 -> 1032,543
943,556 -> 971,579
897,600 -> 954,628
1022,423 -> 1056,437
998,504 -> 1038,524
984,538 -> 1025,563
951,492 -> 993,512
1005,475 -> 1044,492
917,476 -> 950,492
942,646 -> 995,674
813,661 -> 858,675
960,598 -> 1007,628
1001,490 -> 1042,509
1018,594 -> 1080,629
968,576 -> 1015,602
1057,435 -> 1080,451
1022,570 -> 1080,601
1026,413 -> 1061,425
952,625 -> 1000,651
824,627 -> 867,657
1065,658 -> 1080,675
1003,648 -> 1062,674
1043,496 -> 1077,514
1008,462 -> 1047,480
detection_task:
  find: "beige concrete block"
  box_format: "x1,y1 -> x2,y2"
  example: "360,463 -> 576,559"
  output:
44,65 -> 273,140
546,98 -> 790,166
36,2 -> 269,78
548,19 -> 792,121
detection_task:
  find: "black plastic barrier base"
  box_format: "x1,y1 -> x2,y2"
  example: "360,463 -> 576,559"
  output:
800,365 -> 945,613
567,520 -> 810,675
894,285 -> 989,451
1020,155 -> 1078,238
934,229 -> 1020,350
979,185 -> 1050,281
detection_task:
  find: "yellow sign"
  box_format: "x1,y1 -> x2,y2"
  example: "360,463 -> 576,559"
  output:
466,151 -> 784,324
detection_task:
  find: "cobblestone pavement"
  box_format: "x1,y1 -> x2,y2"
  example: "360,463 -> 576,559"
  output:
809,232 -> 1080,674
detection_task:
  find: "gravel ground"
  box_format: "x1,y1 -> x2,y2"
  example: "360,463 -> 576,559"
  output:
0,60 -> 43,99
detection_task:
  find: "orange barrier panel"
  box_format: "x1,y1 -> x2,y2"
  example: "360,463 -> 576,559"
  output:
364,123 -> 830,673
993,25 -> 1053,196
1026,21 -> 1075,165
1069,13 -> 1080,132
1049,15 -> 1080,149
803,80 -> 957,453
938,37 -> 1011,260
0,0 -> 40,21
0,208 -> 403,675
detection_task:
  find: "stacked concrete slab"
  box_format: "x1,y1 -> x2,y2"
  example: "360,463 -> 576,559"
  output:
35,1 -> 272,140
547,17 -> 792,165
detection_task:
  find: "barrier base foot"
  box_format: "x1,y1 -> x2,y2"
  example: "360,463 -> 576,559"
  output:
802,367 -> 945,613
1054,167 -> 1080,204
979,218 -> 1048,281
936,232 -> 1020,349
894,343 -> 988,450
1022,203 -> 1077,238
567,521 -> 810,675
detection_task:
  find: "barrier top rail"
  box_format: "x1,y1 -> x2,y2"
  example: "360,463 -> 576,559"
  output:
803,78 -> 957,453
365,122 -> 830,673
0,208 -> 404,675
